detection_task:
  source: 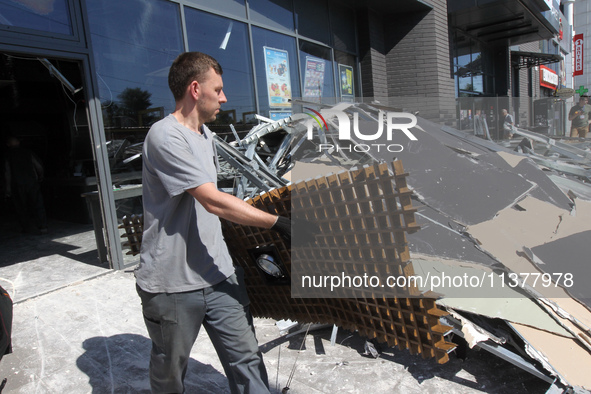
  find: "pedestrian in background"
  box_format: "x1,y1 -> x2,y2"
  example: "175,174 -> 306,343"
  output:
501,109 -> 515,139
568,95 -> 591,138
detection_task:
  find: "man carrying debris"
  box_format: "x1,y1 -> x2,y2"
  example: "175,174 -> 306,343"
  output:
135,52 -> 291,393
568,95 -> 591,138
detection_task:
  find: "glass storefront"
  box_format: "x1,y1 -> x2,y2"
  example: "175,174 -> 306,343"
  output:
186,8 -> 256,130
87,0 -> 358,133
294,0 -> 330,45
451,31 -> 494,98
0,0 -> 73,36
0,0 -> 360,269
87,0 -> 183,129
252,26 -> 300,119
248,0 -> 294,32
85,0 -> 185,265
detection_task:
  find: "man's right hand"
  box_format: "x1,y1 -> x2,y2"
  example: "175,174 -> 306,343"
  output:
271,216 -> 291,242
271,216 -> 320,246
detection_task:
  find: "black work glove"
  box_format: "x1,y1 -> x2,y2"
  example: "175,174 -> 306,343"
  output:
271,216 -> 320,246
271,216 -> 291,242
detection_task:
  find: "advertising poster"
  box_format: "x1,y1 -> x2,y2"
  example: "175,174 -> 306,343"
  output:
303,56 -> 325,101
269,110 -> 292,121
263,47 -> 292,108
338,63 -> 354,100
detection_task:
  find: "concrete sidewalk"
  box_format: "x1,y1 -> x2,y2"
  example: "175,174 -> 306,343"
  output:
0,224 -> 552,393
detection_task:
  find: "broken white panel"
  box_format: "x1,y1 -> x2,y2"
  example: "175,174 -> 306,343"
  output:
467,196 -> 591,301
412,256 -> 572,337
509,322 -> 591,389
448,309 -> 505,348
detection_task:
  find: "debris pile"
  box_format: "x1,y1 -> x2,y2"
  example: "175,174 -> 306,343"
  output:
214,101 -> 591,392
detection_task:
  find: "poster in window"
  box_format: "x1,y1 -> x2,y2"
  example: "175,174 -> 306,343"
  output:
338,64 -> 354,101
303,56 -> 325,102
264,47 -> 292,108
269,111 -> 292,121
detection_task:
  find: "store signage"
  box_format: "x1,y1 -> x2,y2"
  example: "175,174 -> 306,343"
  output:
575,85 -> 588,96
555,88 -> 575,98
540,65 -> 558,89
574,34 -> 584,77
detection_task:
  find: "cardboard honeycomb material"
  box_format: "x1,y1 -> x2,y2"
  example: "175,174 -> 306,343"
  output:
221,160 -> 456,363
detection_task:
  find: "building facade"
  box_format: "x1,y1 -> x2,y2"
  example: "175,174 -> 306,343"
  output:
573,0 -> 591,97
0,0 -> 561,269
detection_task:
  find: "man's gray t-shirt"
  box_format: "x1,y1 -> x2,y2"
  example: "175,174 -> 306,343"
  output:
569,103 -> 591,128
135,114 -> 234,293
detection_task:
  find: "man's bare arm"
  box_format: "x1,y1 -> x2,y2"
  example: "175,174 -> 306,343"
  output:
187,182 -> 278,228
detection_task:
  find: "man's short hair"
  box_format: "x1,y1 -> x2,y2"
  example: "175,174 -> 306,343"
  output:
168,52 -> 223,101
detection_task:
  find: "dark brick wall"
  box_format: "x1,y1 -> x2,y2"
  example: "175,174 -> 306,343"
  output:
355,1 -> 552,128
516,41 -> 541,127
357,9 -> 389,102
356,1 -> 466,126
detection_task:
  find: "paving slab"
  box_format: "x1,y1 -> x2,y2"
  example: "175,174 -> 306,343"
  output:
0,269 -> 553,393
0,219 -> 555,393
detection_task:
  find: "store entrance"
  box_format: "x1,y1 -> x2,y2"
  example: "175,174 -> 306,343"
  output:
0,52 -> 104,269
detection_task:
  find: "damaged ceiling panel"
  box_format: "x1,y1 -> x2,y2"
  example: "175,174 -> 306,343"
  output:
326,104 -> 591,389
409,117 -> 501,156
468,196 -> 591,304
118,101 -> 591,390
479,151 -> 574,211
415,128 -> 591,389
207,101 -> 591,390
408,203 -> 502,267
526,230 -> 591,308
509,322 -> 591,390
412,256 -> 572,337
367,119 -> 538,226
468,198 -> 576,282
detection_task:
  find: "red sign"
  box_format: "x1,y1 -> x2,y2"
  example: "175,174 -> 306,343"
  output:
540,65 -> 558,89
574,33 -> 584,77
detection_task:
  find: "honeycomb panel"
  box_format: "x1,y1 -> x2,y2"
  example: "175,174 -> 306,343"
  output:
221,160 -> 456,364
